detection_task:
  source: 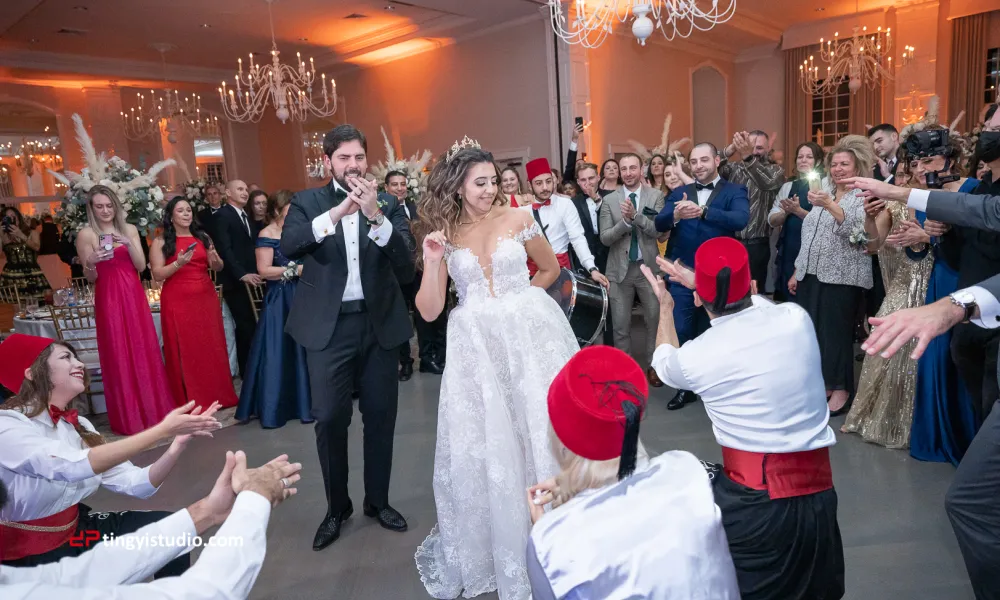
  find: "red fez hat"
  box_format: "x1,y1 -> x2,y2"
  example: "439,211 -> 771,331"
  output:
525,158 -> 552,183
0,334 -> 55,393
695,236 -> 751,306
548,346 -> 648,478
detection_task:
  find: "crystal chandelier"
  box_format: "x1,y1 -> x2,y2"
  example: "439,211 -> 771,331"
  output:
219,0 -> 337,124
120,45 -> 222,143
7,138 -> 62,177
547,0 -> 737,48
798,1 -> 907,96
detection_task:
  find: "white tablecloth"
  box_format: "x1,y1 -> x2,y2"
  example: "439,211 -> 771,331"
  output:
13,312 -> 163,414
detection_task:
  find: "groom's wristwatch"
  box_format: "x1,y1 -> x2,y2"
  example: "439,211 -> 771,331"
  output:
949,290 -> 978,323
367,210 -> 385,227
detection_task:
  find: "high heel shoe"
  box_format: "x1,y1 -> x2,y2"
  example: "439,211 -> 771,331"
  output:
829,397 -> 853,418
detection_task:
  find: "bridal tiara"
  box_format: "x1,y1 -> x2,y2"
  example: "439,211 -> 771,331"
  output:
446,135 -> 482,163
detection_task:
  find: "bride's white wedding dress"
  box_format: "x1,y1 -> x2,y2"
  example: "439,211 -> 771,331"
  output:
415,220 -> 581,600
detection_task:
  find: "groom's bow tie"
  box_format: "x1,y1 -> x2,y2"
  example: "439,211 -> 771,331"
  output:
333,188 -> 348,200
695,182 -> 715,191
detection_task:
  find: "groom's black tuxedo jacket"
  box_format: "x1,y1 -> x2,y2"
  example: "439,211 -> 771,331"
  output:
281,182 -> 416,352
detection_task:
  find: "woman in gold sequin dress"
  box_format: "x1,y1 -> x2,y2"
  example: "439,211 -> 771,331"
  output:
842,166 -> 933,448
0,206 -> 50,299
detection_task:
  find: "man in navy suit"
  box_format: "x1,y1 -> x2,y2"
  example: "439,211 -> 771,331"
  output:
655,142 -> 749,408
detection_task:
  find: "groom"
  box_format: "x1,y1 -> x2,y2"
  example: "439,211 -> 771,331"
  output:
281,124 -> 416,551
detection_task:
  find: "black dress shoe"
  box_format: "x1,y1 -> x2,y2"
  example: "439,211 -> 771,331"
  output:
399,363 -> 413,382
419,359 -> 444,375
667,390 -> 698,411
312,502 -> 354,551
363,501 -> 408,532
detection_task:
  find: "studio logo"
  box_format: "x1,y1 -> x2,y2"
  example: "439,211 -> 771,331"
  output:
68,530 -> 101,548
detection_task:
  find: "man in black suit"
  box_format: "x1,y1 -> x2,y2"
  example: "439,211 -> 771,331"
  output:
212,179 -> 261,378
863,123 -> 900,332
198,183 -> 225,238
281,125 -> 415,551
571,161 -> 613,346
385,170 -> 446,381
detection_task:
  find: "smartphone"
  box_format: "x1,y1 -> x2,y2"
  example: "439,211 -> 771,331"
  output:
98,233 -> 113,251
185,242 -> 198,253
575,116 -> 584,127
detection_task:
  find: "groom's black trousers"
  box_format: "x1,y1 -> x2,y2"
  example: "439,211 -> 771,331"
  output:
307,309 -> 398,516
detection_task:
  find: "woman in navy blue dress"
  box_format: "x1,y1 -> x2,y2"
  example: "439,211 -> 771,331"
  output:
236,191 -> 312,428
905,154 -> 979,464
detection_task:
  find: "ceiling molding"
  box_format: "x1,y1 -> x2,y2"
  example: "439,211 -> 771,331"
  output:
734,42 -> 781,64
326,13 -> 476,67
726,12 -> 784,42
0,49 -> 230,84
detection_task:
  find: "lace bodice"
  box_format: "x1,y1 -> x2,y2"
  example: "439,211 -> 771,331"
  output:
445,221 -> 542,304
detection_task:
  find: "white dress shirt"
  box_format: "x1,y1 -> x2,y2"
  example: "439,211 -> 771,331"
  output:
620,184 -> 645,261
585,197 -> 601,232
528,451 -> 740,599
906,188 -> 1000,328
651,296 -> 837,453
695,175 -> 723,207
310,181 -> 394,302
522,194 -> 596,271
0,411 -> 158,522
1,491 -> 270,599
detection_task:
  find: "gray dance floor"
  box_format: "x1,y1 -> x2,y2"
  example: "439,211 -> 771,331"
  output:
93,351 -> 974,600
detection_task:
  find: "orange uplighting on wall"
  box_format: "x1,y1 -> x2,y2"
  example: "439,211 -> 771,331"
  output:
346,38 -> 453,68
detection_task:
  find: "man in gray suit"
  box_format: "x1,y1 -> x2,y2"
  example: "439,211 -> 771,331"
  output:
848,176 -> 1000,600
599,153 -> 666,388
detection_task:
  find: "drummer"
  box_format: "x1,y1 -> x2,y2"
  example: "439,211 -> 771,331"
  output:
0,333 -> 222,573
521,157 -> 609,289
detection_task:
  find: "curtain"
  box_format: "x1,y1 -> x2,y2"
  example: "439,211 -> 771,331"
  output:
950,13 -> 989,131
849,82 -> 883,137
784,46 -> 812,176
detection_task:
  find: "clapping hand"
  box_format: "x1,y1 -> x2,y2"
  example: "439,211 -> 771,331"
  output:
206,246 -> 223,269
877,158 -> 893,180
171,402 -> 223,451
923,219 -> 949,238
346,175 -> 380,219
673,194 -> 702,220
619,199 -> 636,222
422,230 -> 448,264
640,263 -> 673,308
155,400 -> 222,439
886,220 -> 930,248
779,198 -> 801,216
231,451 -> 302,508
656,255 -> 695,290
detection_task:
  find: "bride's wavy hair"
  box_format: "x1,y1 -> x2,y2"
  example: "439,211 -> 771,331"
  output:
413,147 -> 508,261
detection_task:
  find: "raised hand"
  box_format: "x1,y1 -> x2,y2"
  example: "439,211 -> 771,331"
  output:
346,175 -> 380,219
171,401 -> 222,450
422,230 -> 448,263
640,263 -> 673,307
231,451 -> 302,508
656,255 -> 695,290
842,176 -> 908,202
862,299 -> 966,360
807,190 -> 834,210
620,199 -> 636,222
886,220 -> 930,248
779,198 -> 800,215
155,400 -> 222,438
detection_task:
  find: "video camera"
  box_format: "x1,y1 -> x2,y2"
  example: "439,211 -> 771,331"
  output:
904,129 -> 959,189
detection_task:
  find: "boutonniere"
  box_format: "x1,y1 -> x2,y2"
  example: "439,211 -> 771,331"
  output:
376,196 -> 388,210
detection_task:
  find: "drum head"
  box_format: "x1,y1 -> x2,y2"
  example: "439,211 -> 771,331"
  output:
545,268 -> 576,317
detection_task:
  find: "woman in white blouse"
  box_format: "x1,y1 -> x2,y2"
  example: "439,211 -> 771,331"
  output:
0,333 -> 222,573
788,135 -> 875,415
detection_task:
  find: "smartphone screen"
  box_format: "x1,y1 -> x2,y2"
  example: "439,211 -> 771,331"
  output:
186,242 -> 198,253
98,234 -> 113,250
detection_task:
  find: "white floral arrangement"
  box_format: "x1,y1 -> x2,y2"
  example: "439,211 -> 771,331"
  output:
180,178 -> 211,213
281,260 -> 300,282
369,127 -> 432,203
50,114 -> 174,237
849,226 -> 870,252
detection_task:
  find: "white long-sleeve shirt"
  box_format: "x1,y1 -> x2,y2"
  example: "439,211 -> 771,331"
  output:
0,411 -> 157,522
1,491 -> 270,599
521,194 -> 597,271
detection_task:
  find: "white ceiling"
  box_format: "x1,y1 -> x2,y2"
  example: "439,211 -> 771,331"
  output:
0,0 -> 906,83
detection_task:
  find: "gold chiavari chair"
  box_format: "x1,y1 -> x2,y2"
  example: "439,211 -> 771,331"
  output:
68,276 -> 92,299
245,282 -> 265,323
48,304 -> 100,415
0,285 -> 21,340
216,285 -> 225,307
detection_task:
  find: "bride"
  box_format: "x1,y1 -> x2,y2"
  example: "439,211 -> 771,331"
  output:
412,139 -> 581,600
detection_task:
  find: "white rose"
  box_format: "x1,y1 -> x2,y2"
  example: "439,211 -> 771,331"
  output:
130,169 -> 141,177
151,187 -> 163,201
139,218 -> 148,226
99,179 -> 113,187
409,178 -> 418,187
123,202 -> 132,211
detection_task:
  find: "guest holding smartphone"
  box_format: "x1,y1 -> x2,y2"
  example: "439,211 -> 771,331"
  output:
150,197 -> 237,410
75,185 -> 175,435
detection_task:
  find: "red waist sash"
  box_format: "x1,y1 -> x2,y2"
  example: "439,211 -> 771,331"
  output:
0,504 -> 80,561
527,252 -> 572,277
722,447 -> 833,500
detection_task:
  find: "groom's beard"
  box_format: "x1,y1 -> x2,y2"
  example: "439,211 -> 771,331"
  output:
334,168 -> 364,192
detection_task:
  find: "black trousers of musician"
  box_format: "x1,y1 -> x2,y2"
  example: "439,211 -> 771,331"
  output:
398,276 -> 447,367
951,324 -> 1000,423
946,398 -> 1000,600
224,285 -> 256,379
713,473 -> 845,600
2,505 -> 190,578
307,309 -> 398,516
742,237 -> 771,291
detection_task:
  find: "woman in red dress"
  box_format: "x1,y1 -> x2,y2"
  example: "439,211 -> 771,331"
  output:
150,197 -> 237,409
75,185 -> 175,435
